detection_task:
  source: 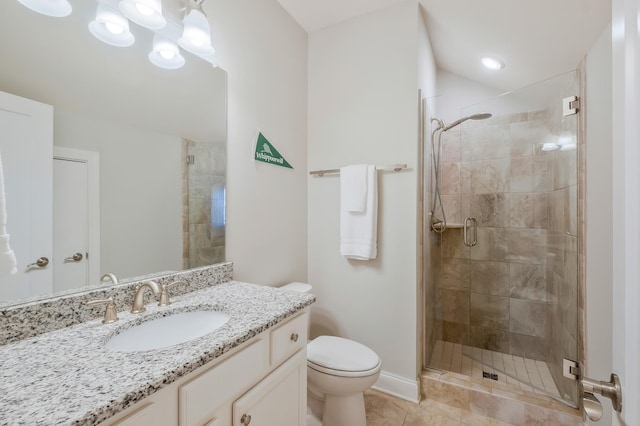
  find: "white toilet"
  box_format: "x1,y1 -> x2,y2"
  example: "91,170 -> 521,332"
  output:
280,282 -> 382,426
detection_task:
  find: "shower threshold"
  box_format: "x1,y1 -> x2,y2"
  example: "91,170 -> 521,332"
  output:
428,340 -> 561,399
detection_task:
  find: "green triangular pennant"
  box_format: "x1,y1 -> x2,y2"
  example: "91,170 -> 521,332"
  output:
254,132 -> 293,169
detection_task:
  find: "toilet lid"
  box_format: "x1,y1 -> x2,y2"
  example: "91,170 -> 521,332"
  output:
307,336 -> 380,372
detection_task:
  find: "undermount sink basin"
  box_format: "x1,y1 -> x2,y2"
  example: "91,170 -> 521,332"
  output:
105,309 -> 230,353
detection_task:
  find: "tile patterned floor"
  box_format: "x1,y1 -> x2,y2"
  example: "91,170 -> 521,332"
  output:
364,372 -> 584,426
428,340 -> 561,398
364,389 -> 514,426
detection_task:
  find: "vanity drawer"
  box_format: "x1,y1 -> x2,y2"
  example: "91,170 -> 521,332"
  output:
179,337 -> 269,426
270,311 -> 308,366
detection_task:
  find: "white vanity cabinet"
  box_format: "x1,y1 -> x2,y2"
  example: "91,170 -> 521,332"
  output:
232,349 -> 306,426
103,309 -> 309,426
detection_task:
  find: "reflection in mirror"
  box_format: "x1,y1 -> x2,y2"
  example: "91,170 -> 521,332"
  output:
0,0 -> 226,305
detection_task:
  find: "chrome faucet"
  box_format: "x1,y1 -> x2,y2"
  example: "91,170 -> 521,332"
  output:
101,273 -> 119,285
130,280 -> 161,313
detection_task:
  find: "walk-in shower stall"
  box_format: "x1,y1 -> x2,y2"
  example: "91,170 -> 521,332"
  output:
422,70 -> 580,408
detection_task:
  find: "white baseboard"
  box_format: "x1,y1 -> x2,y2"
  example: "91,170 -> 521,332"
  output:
372,370 -> 420,403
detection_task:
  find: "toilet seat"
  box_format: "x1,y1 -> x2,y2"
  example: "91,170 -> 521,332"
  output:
307,336 -> 381,378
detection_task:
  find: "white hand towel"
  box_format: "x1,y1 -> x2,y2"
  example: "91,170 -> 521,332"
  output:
340,164 -> 377,260
0,150 -> 16,276
340,164 -> 368,212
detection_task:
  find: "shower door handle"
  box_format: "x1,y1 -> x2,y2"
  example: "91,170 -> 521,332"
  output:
463,217 -> 477,247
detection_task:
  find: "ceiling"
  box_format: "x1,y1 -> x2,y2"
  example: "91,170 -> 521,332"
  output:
276,0 -> 611,93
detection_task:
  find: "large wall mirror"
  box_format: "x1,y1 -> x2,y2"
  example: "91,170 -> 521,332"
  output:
0,0 -> 227,305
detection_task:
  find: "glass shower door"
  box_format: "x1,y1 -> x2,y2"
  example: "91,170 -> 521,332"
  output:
428,70 -> 580,407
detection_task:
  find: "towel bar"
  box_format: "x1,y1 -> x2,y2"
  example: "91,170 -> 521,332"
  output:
309,163 -> 407,177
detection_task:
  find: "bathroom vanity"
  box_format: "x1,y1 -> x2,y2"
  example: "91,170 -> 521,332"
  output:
0,277 -> 314,425
104,308 -> 309,426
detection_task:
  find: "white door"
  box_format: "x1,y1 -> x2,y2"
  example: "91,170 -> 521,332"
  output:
611,0 -> 639,424
53,158 -> 88,291
0,90 -> 52,301
53,147 -> 100,291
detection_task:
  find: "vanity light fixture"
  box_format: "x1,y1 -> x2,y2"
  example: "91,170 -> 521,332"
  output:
89,3 -> 135,47
178,0 -> 215,56
149,34 -> 185,69
16,0 -> 72,17
18,0 -> 216,70
119,0 -> 166,30
481,56 -> 505,70
541,142 -> 559,151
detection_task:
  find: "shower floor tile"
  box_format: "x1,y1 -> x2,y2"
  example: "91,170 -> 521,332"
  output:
428,340 -> 561,398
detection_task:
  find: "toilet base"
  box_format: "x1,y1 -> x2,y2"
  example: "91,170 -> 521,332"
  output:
322,392 -> 367,426
307,390 -> 324,421
306,405 -> 323,426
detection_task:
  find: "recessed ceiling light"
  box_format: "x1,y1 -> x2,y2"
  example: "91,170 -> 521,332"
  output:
482,57 -> 505,70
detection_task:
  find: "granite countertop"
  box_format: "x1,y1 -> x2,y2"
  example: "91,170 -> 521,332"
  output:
0,281 -> 315,425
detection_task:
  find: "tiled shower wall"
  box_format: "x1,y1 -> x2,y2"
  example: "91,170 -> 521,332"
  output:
436,111 -> 554,357
182,138 -> 226,269
434,88 -> 579,400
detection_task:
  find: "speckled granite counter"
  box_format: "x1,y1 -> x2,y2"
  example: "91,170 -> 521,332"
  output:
0,281 -> 315,425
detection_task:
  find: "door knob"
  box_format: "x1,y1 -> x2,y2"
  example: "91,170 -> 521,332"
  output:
27,257 -> 49,268
64,252 -> 83,262
582,373 -> 622,413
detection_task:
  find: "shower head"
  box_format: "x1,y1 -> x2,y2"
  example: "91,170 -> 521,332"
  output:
441,113 -> 492,132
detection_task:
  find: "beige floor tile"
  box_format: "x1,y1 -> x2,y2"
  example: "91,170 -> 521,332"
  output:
423,378 -> 470,410
524,404 -> 584,426
431,340 -> 445,369
451,343 -> 463,373
364,389 -> 411,426
442,341 -> 454,370
468,390 -> 525,424
461,410 -> 516,426
403,399 -> 462,425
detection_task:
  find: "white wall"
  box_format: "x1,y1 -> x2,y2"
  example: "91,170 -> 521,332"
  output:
434,70 -> 503,123
434,70 -> 553,123
208,0 -> 309,285
308,1 -> 434,398
54,110 -> 183,278
584,24 -> 613,425
418,11 -> 437,99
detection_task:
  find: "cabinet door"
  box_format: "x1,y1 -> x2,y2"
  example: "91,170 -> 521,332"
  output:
233,349 -> 306,426
180,338 -> 269,426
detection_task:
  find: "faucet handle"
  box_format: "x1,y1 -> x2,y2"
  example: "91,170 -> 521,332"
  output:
159,280 -> 188,307
87,298 -> 119,324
